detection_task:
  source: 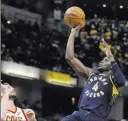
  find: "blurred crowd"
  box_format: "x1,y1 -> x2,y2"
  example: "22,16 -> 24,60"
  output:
2,0 -> 43,14
1,0 -> 57,16
1,13 -> 128,79
15,98 -> 127,121
1,1 -> 128,121
15,98 -> 64,121
79,16 -> 128,78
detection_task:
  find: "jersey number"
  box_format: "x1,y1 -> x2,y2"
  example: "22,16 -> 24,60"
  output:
92,82 -> 99,92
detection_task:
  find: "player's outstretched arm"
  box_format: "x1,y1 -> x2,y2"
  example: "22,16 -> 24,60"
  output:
101,39 -> 126,87
1,84 -> 11,120
65,22 -> 94,78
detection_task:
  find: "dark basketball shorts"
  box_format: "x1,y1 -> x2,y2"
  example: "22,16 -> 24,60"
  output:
61,110 -> 105,121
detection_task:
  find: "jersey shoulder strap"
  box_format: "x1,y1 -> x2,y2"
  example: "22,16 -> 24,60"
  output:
21,109 -> 28,121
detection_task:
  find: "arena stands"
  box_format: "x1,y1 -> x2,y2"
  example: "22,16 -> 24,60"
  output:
1,0 -> 55,16
1,1 -> 128,120
1,0 -> 42,13
1,14 -> 128,79
14,98 -> 63,121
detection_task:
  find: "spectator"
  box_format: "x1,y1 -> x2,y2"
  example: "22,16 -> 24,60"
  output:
1,14 -> 128,79
21,99 -> 30,109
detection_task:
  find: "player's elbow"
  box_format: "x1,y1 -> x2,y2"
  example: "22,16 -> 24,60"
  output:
117,80 -> 126,87
65,56 -> 74,62
65,57 -> 70,62
120,80 -> 125,87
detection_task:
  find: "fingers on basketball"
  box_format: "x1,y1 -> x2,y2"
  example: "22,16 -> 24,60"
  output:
75,21 -> 85,30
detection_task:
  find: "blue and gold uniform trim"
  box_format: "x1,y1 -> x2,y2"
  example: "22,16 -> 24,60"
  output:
109,76 -> 119,105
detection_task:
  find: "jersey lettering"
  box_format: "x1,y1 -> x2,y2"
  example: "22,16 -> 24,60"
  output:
78,73 -> 119,118
92,82 -> 99,91
86,75 -> 108,98
6,116 -> 22,121
6,107 -> 27,121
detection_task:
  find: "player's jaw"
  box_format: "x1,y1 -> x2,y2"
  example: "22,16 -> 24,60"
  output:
10,89 -> 16,96
9,87 -> 16,99
3,83 -> 16,99
98,57 -> 111,71
9,89 -> 16,100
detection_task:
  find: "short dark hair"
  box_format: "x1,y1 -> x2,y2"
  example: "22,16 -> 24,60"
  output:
3,82 -> 9,85
3,82 -> 12,86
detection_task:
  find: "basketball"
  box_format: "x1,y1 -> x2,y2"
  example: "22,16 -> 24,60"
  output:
64,6 -> 85,28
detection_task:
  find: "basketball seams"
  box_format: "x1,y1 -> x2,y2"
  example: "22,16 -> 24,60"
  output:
64,17 -> 83,19
64,10 -> 84,23
64,6 -> 85,27
71,7 -> 85,19
64,13 -> 83,19
69,9 -> 84,25
65,11 -> 84,19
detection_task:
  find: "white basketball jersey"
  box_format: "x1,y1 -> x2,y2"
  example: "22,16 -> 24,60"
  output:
5,107 -> 28,121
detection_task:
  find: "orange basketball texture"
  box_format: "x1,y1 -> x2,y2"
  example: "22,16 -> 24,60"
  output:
64,6 -> 85,28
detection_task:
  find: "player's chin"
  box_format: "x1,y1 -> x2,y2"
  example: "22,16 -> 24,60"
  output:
98,65 -> 104,69
10,93 -> 16,97
9,95 -> 16,100
98,66 -> 106,71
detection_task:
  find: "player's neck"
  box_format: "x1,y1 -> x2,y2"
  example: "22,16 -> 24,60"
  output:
102,70 -> 111,75
8,100 -> 16,112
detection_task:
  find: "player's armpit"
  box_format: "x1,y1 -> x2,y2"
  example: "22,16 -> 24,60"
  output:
66,57 -> 94,78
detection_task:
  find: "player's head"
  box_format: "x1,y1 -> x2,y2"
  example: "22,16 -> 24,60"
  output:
98,57 -> 111,71
98,57 -> 121,72
3,83 -> 16,100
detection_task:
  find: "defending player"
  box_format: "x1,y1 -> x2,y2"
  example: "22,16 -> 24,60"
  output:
61,22 -> 126,121
1,82 -> 37,121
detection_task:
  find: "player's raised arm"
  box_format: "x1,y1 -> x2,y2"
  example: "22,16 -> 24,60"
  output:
1,84 -> 11,120
101,39 -> 126,87
65,22 -> 94,78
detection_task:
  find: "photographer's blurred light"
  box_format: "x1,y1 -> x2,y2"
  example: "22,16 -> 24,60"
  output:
103,4 -> 106,7
7,20 -> 11,24
120,5 -> 123,9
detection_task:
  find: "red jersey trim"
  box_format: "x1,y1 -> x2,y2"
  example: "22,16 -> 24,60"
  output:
8,106 -> 17,114
22,109 -> 28,121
